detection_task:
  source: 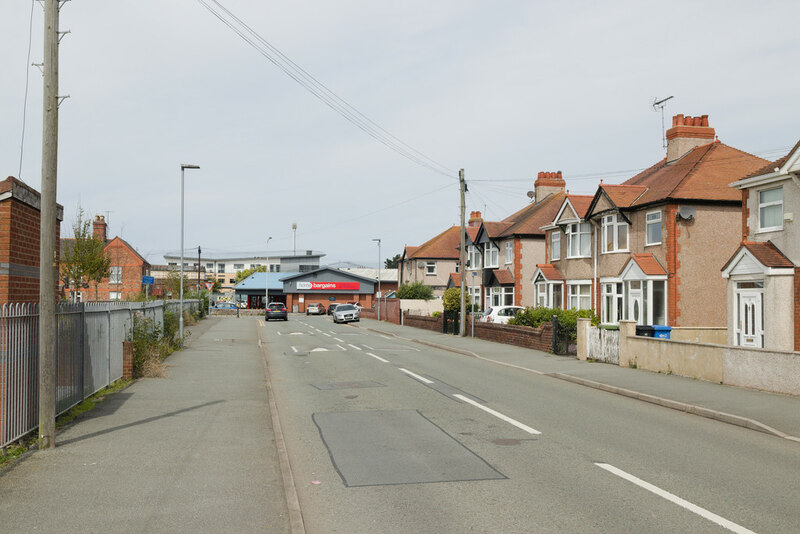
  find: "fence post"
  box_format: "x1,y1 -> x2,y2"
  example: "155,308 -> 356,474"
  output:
577,317 -> 590,361
79,303 -> 85,396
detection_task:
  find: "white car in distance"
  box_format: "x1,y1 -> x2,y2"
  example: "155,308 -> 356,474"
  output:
481,306 -> 524,324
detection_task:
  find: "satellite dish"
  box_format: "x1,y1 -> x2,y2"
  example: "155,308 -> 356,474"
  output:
677,206 -> 695,220
526,191 -> 535,201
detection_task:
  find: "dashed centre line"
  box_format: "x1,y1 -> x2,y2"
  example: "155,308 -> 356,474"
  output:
453,394 -> 541,435
333,337 -> 344,343
595,463 -> 756,534
399,368 -> 434,384
347,344 -> 362,351
366,352 -> 389,363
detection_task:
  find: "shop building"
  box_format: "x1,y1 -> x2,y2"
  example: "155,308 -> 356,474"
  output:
281,268 -> 376,313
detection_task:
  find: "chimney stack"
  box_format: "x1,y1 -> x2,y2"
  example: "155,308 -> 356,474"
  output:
468,211 -> 483,227
93,215 -> 107,242
533,171 -> 566,202
665,114 -> 715,163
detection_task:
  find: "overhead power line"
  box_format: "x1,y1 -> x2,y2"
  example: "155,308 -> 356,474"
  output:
195,0 -> 458,180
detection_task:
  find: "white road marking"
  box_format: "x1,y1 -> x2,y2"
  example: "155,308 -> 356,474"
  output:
366,352 -> 389,363
399,368 -> 434,384
379,335 -> 391,340
321,332 -> 331,337
310,348 -> 328,352
363,344 -> 374,350
347,344 -> 362,351
336,345 -> 346,351
334,337 -> 344,343
453,394 -> 541,435
291,346 -> 298,353
594,463 -> 755,534
258,320 -> 265,327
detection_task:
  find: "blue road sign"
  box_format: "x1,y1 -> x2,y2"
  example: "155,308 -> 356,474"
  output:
142,275 -> 155,285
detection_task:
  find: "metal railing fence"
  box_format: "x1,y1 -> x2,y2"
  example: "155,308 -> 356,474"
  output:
1,299 -> 199,448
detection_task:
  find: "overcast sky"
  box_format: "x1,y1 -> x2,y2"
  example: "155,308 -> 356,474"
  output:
2,1 -> 798,266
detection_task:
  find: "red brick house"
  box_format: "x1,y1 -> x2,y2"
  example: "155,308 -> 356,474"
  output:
61,215 -> 151,301
0,176 -> 62,303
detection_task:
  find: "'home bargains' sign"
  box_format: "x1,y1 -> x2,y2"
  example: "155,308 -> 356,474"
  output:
296,281 -> 359,291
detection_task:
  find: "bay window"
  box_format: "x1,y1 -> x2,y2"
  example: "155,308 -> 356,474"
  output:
601,282 -> 624,324
566,223 -> 591,258
567,283 -> 591,310
487,286 -> 514,307
484,243 -> 499,268
468,245 -> 481,270
551,231 -> 560,261
602,214 -> 629,253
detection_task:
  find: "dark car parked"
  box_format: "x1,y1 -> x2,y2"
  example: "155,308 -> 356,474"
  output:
327,303 -> 340,315
265,302 -> 288,321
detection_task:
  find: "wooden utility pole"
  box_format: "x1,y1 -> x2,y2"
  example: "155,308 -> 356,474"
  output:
38,0 -> 60,449
197,246 -> 202,291
459,169 -> 466,337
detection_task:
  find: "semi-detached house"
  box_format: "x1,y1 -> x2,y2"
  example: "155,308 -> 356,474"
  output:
535,114 -> 768,328
722,139 -> 800,350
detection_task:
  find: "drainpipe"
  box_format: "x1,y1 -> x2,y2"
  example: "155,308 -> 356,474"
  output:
592,220 -> 598,314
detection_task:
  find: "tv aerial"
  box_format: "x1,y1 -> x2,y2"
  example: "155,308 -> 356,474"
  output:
652,96 -> 674,149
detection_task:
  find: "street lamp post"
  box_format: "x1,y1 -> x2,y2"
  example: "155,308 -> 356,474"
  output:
180,164 -> 200,343
265,236 -> 272,311
372,238 -> 381,321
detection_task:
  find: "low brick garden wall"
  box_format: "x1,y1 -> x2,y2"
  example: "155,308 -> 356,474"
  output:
403,312 -> 553,352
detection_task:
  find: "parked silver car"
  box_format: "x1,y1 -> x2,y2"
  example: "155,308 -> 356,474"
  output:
332,303 -> 360,324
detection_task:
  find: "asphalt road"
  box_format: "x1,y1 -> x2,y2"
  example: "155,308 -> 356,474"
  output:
261,315 -> 800,534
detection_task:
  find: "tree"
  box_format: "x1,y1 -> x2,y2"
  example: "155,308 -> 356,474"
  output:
61,207 -> 111,301
164,270 -> 192,298
396,281 -> 434,300
235,265 -> 267,284
442,287 -> 462,312
384,254 -> 401,269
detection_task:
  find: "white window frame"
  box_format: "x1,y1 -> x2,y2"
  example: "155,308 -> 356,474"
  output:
733,280 -> 764,347
758,186 -> 783,232
566,223 -> 591,258
505,241 -> 513,264
535,281 -> 547,308
110,266 -> 122,284
551,231 -> 560,261
602,214 -> 629,253
567,282 -> 592,310
487,286 -> 514,307
645,210 -> 662,246
217,263 -> 226,273
484,243 -> 499,268
601,280 -> 624,324
467,245 -> 481,270
109,291 -> 121,301
425,262 -> 436,276
234,263 -> 245,270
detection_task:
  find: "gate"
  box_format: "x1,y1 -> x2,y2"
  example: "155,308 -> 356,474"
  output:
442,311 -> 460,335
586,326 -> 620,364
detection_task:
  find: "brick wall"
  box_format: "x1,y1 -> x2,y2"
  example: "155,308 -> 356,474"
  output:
665,204 -> 680,326
89,239 -> 149,301
741,189 -> 750,240
402,312 -> 554,352
0,177 -> 61,303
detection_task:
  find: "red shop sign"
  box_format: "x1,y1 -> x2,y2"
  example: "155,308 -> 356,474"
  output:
297,281 -> 359,291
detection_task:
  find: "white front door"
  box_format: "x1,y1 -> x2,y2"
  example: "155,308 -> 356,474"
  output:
738,292 -> 762,347
629,283 -> 644,325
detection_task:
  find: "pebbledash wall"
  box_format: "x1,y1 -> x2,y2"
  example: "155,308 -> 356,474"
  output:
0,177 -> 62,302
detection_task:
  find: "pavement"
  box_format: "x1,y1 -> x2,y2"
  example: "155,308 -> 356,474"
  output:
354,318 -> 800,443
0,316 -> 291,534
1,314 -> 798,533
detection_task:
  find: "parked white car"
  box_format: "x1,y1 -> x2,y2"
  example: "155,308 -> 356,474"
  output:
481,306 -> 524,324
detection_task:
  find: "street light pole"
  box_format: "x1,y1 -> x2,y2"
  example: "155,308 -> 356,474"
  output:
372,238 -> 381,321
179,164 -> 200,343
265,236 -> 272,310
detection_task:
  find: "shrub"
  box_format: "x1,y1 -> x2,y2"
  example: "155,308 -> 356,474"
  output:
432,311 -> 441,318
442,287 -> 462,312
396,281 -> 434,300
508,307 -> 599,342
